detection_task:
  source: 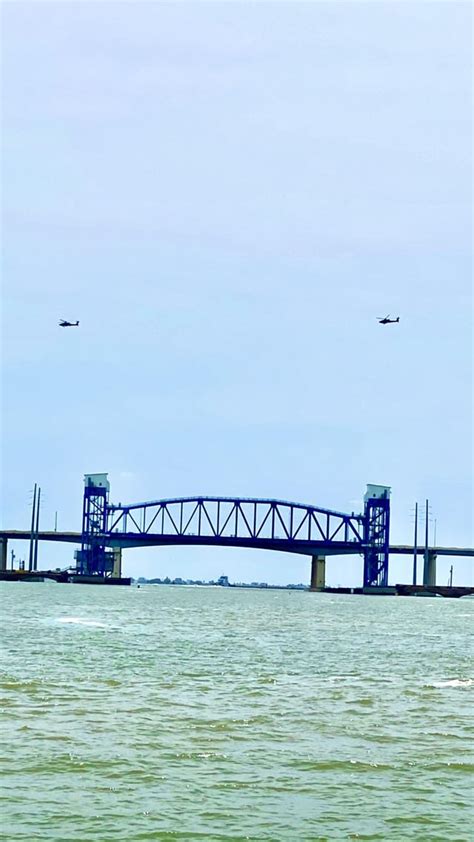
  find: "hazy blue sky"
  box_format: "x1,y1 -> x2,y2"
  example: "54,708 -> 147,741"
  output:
1,1 -> 472,585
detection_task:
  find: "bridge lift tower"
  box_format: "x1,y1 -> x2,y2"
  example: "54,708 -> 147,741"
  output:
363,484 -> 391,587
77,474 -> 112,576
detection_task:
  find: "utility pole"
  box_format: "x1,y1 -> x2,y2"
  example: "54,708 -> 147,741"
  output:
412,502 -> 418,585
54,511 -> 58,532
10,549 -> 15,570
423,498 -> 429,585
33,486 -> 41,570
28,484 -> 37,572
448,565 -> 453,587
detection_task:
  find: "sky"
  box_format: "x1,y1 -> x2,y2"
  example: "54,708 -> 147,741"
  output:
1,1 -> 472,586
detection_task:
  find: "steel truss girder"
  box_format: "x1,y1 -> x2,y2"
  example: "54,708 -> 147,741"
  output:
105,496 -> 365,551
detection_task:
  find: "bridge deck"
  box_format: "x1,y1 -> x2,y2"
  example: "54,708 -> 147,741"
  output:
1,531 -> 473,557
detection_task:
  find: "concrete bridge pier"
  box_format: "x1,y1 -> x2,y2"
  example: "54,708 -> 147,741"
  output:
0,538 -> 7,571
423,551 -> 437,586
112,548 -> 122,578
310,555 -> 326,591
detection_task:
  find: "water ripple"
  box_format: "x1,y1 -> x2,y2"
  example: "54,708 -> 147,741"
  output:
0,583 -> 472,840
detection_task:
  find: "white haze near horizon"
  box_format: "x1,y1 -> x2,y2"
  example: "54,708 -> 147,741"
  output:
1,1 -> 472,586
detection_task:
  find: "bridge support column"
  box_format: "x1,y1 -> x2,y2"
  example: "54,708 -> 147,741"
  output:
0,538 -> 7,571
112,548 -> 122,578
310,555 -> 326,591
423,551 -> 437,586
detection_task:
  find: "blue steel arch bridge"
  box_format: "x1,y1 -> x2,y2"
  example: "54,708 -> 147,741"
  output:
78,474 -> 391,588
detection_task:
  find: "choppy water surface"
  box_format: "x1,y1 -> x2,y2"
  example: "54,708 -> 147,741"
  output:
0,583 -> 472,841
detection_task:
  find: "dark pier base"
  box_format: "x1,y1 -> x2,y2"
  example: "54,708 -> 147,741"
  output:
0,570 -> 131,586
315,584 -> 473,599
395,583 -> 474,599
68,575 -> 131,585
317,586 -> 396,596
69,575 -> 131,585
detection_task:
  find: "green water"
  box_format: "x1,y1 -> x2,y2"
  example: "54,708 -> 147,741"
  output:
0,583 -> 472,841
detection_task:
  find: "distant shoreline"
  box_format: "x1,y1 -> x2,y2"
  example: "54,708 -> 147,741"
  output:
133,577 -> 308,591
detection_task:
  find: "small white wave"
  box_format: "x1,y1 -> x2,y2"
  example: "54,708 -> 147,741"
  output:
57,617 -> 108,628
430,679 -> 473,688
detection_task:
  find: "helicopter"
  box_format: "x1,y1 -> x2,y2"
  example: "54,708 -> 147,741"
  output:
59,319 -> 79,327
378,315 -> 399,325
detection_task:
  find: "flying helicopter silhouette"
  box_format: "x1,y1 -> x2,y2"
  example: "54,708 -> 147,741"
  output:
59,319 -> 79,327
377,315 -> 399,325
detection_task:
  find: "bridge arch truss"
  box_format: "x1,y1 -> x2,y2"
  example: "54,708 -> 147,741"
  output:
106,496 -> 365,555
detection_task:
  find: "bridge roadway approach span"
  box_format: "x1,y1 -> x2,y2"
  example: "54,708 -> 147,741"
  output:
1,532 -> 472,565
1,531 -> 472,558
